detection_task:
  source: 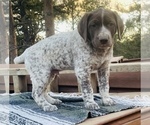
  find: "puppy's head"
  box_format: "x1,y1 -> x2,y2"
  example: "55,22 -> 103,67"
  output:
78,8 -> 124,50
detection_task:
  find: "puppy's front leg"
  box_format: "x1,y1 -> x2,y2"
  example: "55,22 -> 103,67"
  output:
75,68 -> 100,110
97,67 -> 115,106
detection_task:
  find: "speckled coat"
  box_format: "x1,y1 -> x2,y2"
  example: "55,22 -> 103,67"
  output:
14,8 -> 124,111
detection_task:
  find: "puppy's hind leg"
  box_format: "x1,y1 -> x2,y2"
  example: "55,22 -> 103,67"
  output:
44,74 -> 62,105
29,67 -> 61,111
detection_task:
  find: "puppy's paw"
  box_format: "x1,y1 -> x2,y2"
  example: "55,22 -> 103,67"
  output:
52,99 -> 62,105
102,97 -> 115,106
36,96 -> 59,111
45,93 -> 62,105
42,103 -> 58,112
85,101 -> 100,110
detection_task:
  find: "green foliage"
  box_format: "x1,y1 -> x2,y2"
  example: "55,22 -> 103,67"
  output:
80,0 -> 110,12
114,33 -> 140,59
12,0 -> 142,59
12,0 -> 44,54
113,1 -> 141,59
141,34 -> 150,58
141,3 -> 150,59
62,0 -> 81,29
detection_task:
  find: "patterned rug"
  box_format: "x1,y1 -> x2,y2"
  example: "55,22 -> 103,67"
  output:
0,92 -> 136,125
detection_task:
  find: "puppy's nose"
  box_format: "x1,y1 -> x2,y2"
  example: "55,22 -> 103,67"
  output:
98,33 -> 109,44
100,39 -> 108,44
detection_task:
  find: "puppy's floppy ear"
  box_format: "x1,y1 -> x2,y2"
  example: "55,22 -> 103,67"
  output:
77,12 -> 91,41
114,12 -> 124,40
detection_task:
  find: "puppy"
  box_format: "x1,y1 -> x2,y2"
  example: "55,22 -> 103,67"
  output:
14,8 -> 124,111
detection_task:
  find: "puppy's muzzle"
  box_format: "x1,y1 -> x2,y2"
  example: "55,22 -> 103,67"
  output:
98,33 -> 111,46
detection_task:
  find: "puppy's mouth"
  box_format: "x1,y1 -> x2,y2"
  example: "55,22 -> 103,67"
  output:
92,40 -> 112,49
98,45 -> 111,49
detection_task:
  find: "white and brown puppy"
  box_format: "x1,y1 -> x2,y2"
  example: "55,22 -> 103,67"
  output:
14,8 -> 124,111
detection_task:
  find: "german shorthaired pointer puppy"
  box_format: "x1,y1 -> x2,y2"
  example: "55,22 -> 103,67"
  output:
14,8 -> 124,111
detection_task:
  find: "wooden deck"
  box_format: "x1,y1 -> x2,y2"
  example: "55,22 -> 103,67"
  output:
79,92 -> 150,125
0,63 -> 150,124
0,62 -> 150,93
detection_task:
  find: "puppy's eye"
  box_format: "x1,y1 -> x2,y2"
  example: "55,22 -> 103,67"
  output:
91,23 -> 97,28
108,22 -> 115,27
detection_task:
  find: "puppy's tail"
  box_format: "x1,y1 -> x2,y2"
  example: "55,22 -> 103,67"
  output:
14,52 -> 25,64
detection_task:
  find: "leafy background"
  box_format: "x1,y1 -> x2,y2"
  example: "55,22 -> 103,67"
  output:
6,0 -> 150,62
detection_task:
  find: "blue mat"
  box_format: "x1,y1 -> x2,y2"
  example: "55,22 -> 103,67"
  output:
0,92 -> 133,125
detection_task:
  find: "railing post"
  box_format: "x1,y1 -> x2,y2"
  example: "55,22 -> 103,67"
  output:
4,76 -> 9,93
13,75 -> 27,93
